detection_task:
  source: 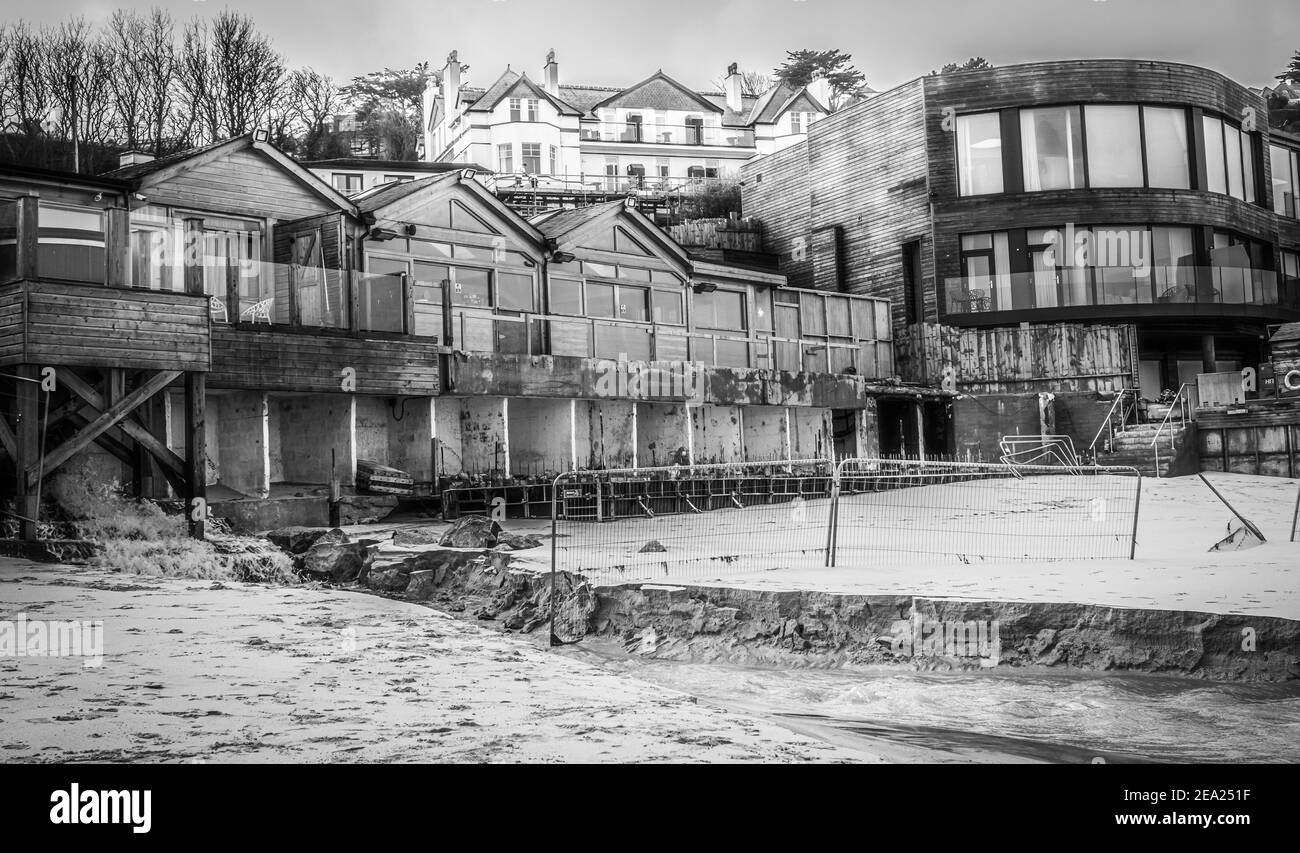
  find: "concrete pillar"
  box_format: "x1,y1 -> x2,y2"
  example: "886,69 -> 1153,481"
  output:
15,365 -> 39,540
1201,334 -> 1217,375
915,400 -> 926,461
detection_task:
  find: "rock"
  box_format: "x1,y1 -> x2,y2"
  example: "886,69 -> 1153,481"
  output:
405,570 -> 436,600
392,526 -> 450,547
336,495 -> 398,526
439,516 -> 503,548
495,533 -> 544,551
300,540 -> 372,584
366,564 -> 411,593
638,539 -> 667,553
265,526 -> 347,555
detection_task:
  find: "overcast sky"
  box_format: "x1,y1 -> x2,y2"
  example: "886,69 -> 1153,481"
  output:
2,0 -> 1296,93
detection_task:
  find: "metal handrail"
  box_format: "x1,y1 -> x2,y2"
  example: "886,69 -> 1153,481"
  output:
1089,387 -> 1137,459
1150,382 -> 1194,476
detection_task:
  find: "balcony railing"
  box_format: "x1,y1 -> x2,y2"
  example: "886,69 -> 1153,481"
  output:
579,122 -> 755,148
944,266 -> 1299,315
489,173 -> 732,196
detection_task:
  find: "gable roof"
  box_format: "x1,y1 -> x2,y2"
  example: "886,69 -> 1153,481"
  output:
466,69 -> 583,116
101,135 -> 357,215
748,82 -> 828,125
357,170 -> 545,245
588,70 -> 723,115
303,158 -> 488,174
531,200 -> 690,268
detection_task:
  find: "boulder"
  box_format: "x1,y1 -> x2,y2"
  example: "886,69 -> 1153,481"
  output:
439,516 -> 503,548
265,526 -> 347,556
366,563 -> 412,593
638,539 -> 667,553
405,569 -> 436,600
392,526 -> 449,547
300,540 -> 372,584
495,533 -> 544,551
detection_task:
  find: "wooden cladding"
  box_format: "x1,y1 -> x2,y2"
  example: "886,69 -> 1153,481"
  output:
895,321 -> 1136,393
0,280 -> 211,371
208,326 -> 440,395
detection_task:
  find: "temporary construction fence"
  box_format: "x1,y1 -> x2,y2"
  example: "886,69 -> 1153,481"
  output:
547,457 -> 1142,642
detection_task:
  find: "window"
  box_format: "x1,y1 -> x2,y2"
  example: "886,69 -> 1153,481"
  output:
791,112 -> 802,134
451,267 -> 491,307
1271,144 -> 1299,217
1283,251 -> 1300,310
526,98 -> 539,122
695,289 -> 745,331
1084,105 -> 1143,187
37,203 -> 105,284
549,277 -> 583,314
1142,107 -> 1190,189
496,271 -> 535,311
497,143 -> 513,174
585,281 -> 648,321
359,257 -> 406,333
509,98 -> 522,122
1021,106 -> 1083,191
1203,116 -> 1255,202
521,143 -> 542,174
654,291 -> 684,324
624,113 -> 643,143
332,173 -> 363,193
956,112 -> 1003,196
412,261 -> 448,337
549,145 -> 559,176
956,232 -> 1010,311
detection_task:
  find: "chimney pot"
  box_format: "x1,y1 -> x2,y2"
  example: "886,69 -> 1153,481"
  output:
544,49 -> 560,98
118,150 -> 155,169
724,62 -> 742,113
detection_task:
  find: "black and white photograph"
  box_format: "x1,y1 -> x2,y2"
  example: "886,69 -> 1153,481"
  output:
0,0 -> 1296,811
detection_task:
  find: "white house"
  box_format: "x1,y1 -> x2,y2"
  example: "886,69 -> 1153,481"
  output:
423,51 -> 829,195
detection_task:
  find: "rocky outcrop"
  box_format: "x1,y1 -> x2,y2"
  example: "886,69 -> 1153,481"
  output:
438,516 -> 503,548
265,526 -> 347,556
576,585 -> 1300,682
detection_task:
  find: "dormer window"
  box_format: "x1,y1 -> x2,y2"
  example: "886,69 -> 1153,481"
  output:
509,98 -> 522,121
791,112 -> 802,134
527,98 -> 540,122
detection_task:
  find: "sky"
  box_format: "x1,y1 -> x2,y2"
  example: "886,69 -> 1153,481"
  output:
1,0 -> 1296,93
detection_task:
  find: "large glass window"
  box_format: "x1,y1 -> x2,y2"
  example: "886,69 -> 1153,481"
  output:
358,257 -> 406,333
37,203 -> 105,284
956,112 -> 1003,196
695,289 -> 745,330
451,267 -> 491,307
411,261 -> 447,338
1203,116 -> 1255,202
521,143 -> 542,174
957,232 -> 1011,311
549,277 -> 583,315
1084,105 -> 1143,187
1021,106 -> 1084,191
1142,107 -> 1190,189
496,271 -> 535,311
497,143 -> 513,174
1272,144 -> 1299,217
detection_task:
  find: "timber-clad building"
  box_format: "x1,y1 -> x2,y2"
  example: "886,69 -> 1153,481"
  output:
1,134 -> 940,537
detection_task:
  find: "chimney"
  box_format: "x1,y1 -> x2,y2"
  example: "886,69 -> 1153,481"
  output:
724,62 -> 742,113
118,150 -> 155,169
543,49 -> 560,97
443,50 -> 462,110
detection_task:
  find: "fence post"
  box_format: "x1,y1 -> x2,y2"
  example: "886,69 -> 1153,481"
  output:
825,458 -> 842,567
1291,481 -> 1299,543
549,473 -> 562,647
1129,473 -> 1142,560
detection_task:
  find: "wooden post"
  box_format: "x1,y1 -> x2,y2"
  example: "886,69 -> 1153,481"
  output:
15,196 -> 39,280
183,217 -> 204,296
184,372 -> 206,540
915,400 -> 926,461
105,208 -> 130,287
15,365 -> 39,540
1201,334 -> 1217,376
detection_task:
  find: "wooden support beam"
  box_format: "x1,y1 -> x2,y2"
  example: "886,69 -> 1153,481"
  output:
15,197 -> 38,280
58,369 -> 187,483
184,372 -> 206,540
15,365 -> 39,540
0,412 -> 15,462
26,370 -> 181,489
183,217 -> 205,296
105,208 -> 130,287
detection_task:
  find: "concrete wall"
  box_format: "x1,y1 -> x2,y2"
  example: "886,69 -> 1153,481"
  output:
457,396 -> 507,475
789,407 -> 833,459
433,398 -> 464,477
741,405 -> 788,461
580,399 -> 636,469
635,402 -> 688,468
270,395 -> 354,484
691,404 -> 744,464
211,391 -> 268,497
508,397 -> 573,475
387,397 -> 434,482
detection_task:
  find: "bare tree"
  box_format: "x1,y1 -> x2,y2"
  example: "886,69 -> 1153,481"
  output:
106,8 -> 181,155
284,67 -> 339,159
1,21 -> 54,142
711,68 -> 772,98
45,18 -> 116,171
179,10 -> 286,144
